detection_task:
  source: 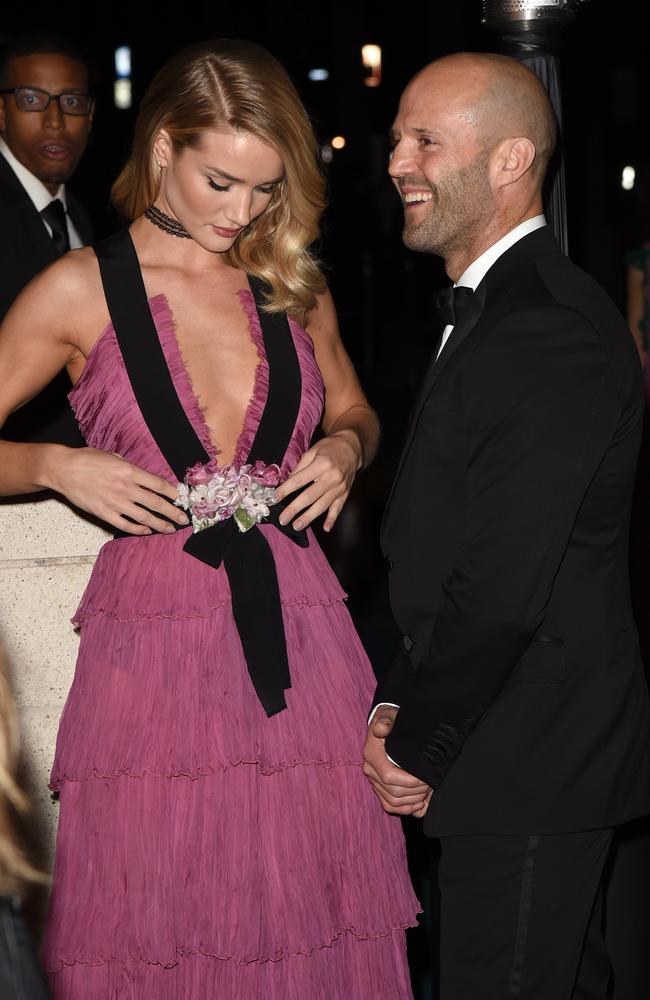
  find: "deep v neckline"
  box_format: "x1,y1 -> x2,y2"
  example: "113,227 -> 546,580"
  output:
92,229 -> 303,483
151,288 -> 269,468
92,228 -> 307,717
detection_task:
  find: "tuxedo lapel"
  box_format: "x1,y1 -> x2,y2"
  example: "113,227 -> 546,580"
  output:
383,284 -> 486,520
421,283 -> 486,395
383,227 -> 560,530
0,154 -> 92,259
0,157 -> 60,266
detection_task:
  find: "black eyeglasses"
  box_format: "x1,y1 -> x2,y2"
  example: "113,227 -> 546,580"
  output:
0,87 -> 93,116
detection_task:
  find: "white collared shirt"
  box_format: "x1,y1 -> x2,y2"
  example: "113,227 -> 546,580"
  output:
436,215 -> 547,360
0,136 -> 83,249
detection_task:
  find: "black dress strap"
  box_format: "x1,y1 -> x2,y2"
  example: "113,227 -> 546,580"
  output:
94,229 -> 209,481
93,228 -> 307,717
245,275 -> 301,466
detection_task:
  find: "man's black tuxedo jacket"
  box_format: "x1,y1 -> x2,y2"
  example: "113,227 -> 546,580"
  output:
378,226 -> 650,837
0,152 -> 92,445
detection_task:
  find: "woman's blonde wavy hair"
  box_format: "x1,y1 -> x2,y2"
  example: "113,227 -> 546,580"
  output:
112,39 -> 327,324
0,651 -> 46,897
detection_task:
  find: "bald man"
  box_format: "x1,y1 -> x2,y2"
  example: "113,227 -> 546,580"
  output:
363,53 -> 650,998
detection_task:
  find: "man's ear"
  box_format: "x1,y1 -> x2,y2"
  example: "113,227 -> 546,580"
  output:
492,136 -> 536,189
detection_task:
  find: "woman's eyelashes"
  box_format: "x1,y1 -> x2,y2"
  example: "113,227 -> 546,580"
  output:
207,177 -> 276,195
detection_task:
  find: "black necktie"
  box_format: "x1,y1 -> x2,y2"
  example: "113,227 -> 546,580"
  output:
433,284 -> 475,329
40,199 -> 70,254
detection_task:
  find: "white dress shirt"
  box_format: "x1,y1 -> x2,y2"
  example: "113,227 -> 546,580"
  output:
0,136 -> 83,249
370,216 -> 548,737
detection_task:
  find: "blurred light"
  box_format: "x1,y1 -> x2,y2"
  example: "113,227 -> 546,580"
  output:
115,46 -> 131,79
308,68 -> 329,82
114,79 -> 132,110
362,43 -> 382,87
321,144 -> 333,164
331,136 -> 346,150
622,165 -> 636,191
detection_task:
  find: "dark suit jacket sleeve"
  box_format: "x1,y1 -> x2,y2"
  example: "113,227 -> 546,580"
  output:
384,303 -> 623,787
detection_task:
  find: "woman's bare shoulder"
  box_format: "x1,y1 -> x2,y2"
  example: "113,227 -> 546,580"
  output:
5,246 -> 107,344
26,246 -> 101,307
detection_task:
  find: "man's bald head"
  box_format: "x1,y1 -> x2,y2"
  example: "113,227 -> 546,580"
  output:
389,52 -> 557,274
408,53 -> 557,179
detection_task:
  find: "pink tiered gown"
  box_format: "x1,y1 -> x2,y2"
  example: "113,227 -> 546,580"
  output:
42,289 -> 420,998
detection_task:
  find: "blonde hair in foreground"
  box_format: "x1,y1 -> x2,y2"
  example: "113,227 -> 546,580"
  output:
0,650 -> 46,896
112,39 -> 327,324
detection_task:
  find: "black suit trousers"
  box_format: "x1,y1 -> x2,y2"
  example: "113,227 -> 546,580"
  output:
438,829 -> 613,1000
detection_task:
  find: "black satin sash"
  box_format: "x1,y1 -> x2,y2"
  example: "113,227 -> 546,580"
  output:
94,229 -> 308,716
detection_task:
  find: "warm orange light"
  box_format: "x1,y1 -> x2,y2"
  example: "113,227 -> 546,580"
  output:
331,136 -> 346,150
362,44 -> 382,87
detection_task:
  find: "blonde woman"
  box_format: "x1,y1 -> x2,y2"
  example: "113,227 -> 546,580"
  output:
0,40 -> 418,999
0,653 -> 49,999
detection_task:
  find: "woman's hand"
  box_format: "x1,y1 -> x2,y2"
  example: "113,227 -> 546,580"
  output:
46,446 -> 189,535
274,430 -> 362,532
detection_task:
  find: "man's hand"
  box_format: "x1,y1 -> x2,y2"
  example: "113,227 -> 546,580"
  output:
363,706 -> 432,816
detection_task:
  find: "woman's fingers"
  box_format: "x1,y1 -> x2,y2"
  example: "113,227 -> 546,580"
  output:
276,437 -> 356,531
61,450 -> 188,535
136,469 -> 182,502
132,485 -> 188,526
111,514 -> 153,536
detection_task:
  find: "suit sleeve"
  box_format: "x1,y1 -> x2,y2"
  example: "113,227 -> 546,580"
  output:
384,304 -> 623,787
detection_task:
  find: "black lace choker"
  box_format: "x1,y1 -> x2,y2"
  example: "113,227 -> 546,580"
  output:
144,205 -> 191,239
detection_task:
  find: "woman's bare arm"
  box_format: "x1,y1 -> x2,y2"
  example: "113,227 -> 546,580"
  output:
0,254 -> 188,534
275,289 -> 380,531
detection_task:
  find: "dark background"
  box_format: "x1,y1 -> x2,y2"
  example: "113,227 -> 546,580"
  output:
3,3 -> 648,996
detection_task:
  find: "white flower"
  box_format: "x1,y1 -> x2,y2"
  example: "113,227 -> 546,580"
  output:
175,462 -> 280,534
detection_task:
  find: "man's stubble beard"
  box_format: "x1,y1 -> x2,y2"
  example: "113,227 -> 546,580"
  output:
402,150 -> 493,258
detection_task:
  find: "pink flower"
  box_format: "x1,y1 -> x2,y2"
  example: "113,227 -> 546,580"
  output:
251,461 -> 281,487
186,461 -> 215,486
191,500 -> 220,519
177,459 -> 280,534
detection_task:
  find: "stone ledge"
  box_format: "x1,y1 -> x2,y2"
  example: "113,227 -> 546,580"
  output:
0,555 -> 98,569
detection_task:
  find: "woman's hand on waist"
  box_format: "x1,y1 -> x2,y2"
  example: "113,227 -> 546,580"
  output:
43,446 -> 189,535
274,430 -> 361,532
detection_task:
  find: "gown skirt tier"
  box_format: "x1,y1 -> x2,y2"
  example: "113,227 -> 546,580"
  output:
41,289 -> 420,997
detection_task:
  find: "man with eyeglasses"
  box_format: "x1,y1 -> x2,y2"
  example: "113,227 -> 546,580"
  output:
0,32 -> 93,445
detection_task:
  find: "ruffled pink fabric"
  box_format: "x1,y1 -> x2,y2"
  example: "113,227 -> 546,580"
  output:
44,290 -> 419,998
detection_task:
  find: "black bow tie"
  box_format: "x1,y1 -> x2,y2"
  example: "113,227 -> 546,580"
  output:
40,198 -> 70,254
433,284 -> 475,329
